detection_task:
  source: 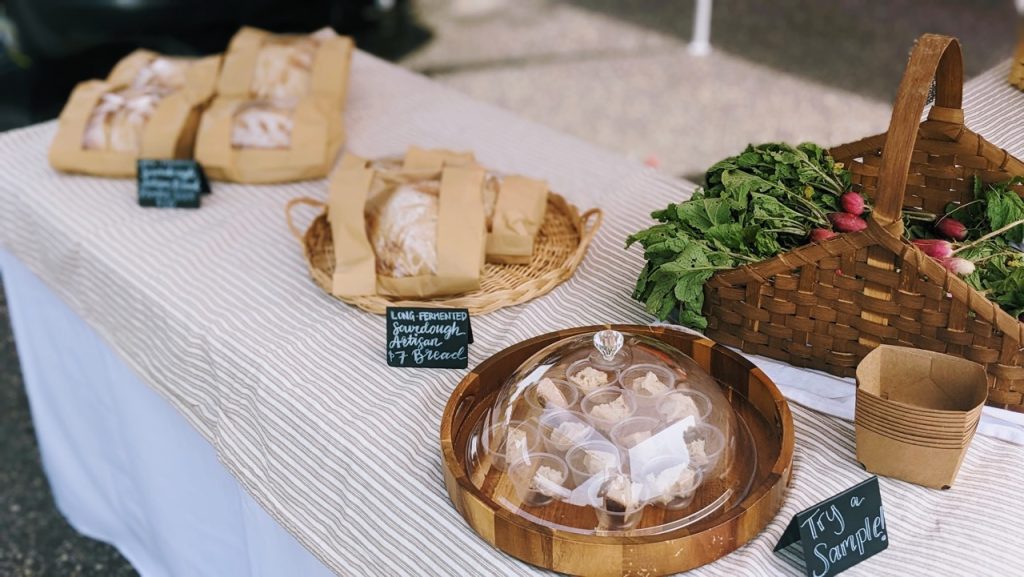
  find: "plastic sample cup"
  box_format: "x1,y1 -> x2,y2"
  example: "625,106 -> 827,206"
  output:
641,455 -> 704,510
484,420 -> 540,472
581,388 -> 637,433
539,410 -> 595,454
619,364 -> 676,409
684,423 -> 726,474
509,452 -> 570,507
524,378 -> 580,412
610,416 -> 660,450
566,360 -> 620,396
566,441 -> 621,485
656,389 -> 712,426
588,473 -> 646,531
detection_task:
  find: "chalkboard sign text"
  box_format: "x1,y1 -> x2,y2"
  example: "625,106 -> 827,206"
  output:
386,307 -> 473,369
137,159 -> 210,209
774,476 -> 888,577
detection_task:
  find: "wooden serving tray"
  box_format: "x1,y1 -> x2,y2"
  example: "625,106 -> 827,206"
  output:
440,325 -> 794,577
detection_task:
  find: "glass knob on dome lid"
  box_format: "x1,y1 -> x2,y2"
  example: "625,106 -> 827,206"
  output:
590,329 -> 631,367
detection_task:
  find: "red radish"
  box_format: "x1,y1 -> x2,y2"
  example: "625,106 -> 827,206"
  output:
840,192 -> 865,216
828,212 -> 867,233
809,229 -> 837,243
911,239 -> 954,259
935,217 -> 967,241
940,257 -> 975,276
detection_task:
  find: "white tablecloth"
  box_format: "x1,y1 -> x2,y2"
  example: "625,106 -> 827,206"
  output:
2,52 -> 1024,576
1,251 -> 332,577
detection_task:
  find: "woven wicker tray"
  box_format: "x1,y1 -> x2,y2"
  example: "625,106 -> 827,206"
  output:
286,193 -> 602,315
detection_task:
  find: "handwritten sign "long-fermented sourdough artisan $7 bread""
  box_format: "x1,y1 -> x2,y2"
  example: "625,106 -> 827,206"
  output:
385,307 -> 473,369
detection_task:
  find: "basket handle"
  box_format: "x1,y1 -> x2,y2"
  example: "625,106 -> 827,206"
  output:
285,197 -> 326,242
578,208 -> 603,247
873,34 -> 964,228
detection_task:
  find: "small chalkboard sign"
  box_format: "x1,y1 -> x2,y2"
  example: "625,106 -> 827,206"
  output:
137,159 -> 210,209
774,477 -> 888,577
386,307 -> 473,369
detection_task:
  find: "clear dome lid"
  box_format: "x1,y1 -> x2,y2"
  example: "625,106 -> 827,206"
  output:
465,329 -> 754,535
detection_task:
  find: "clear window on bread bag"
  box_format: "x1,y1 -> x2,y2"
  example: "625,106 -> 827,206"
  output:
81,88 -> 161,153
229,29 -> 339,151
230,102 -> 297,150
81,57 -> 191,154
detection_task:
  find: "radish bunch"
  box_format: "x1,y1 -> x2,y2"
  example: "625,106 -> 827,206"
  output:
805,188 -> 986,279
809,191 -> 868,241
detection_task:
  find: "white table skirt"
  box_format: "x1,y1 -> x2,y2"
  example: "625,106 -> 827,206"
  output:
1,251 -> 333,577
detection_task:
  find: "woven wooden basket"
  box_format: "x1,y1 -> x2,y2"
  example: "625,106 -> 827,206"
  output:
703,34 -> 1024,413
286,193 -> 602,315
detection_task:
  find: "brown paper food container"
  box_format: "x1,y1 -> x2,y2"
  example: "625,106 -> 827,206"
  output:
857,345 -> 989,412
856,389 -> 981,422
49,52 -> 221,177
328,154 -> 486,298
856,429 -> 975,452
855,412 -> 976,446
195,27 -> 354,183
855,389 -> 981,430
855,426 -> 972,489
854,345 -> 988,488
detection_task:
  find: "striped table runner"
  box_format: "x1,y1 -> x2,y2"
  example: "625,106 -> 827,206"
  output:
1,53 -> 1022,576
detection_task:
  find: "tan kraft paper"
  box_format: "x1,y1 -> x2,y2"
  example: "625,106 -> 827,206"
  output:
487,175 -> 548,264
195,27 -> 354,183
48,51 -> 221,177
399,147 -> 548,264
329,155 -> 486,298
855,426 -> 971,489
854,345 -> 989,489
401,146 -> 479,172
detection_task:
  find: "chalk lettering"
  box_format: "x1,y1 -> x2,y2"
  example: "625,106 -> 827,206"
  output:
776,477 -> 887,577
812,543 -> 830,577
826,505 -> 846,536
386,307 -> 472,369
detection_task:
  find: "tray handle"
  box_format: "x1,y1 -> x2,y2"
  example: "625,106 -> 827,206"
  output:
285,197 -> 326,242
574,208 -> 603,257
872,34 -> 964,232
452,394 -> 477,437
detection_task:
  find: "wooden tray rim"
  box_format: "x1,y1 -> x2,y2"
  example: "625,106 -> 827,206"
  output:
440,324 -> 795,551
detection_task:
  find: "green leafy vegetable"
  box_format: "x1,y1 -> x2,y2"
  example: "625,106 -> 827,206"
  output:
628,142 -> 850,326
629,143 -> 1024,329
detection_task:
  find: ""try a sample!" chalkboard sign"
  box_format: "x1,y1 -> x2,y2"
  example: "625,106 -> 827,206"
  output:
386,307 -> 473,369
137,159 -> 211,209
774,476 -> 888,577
